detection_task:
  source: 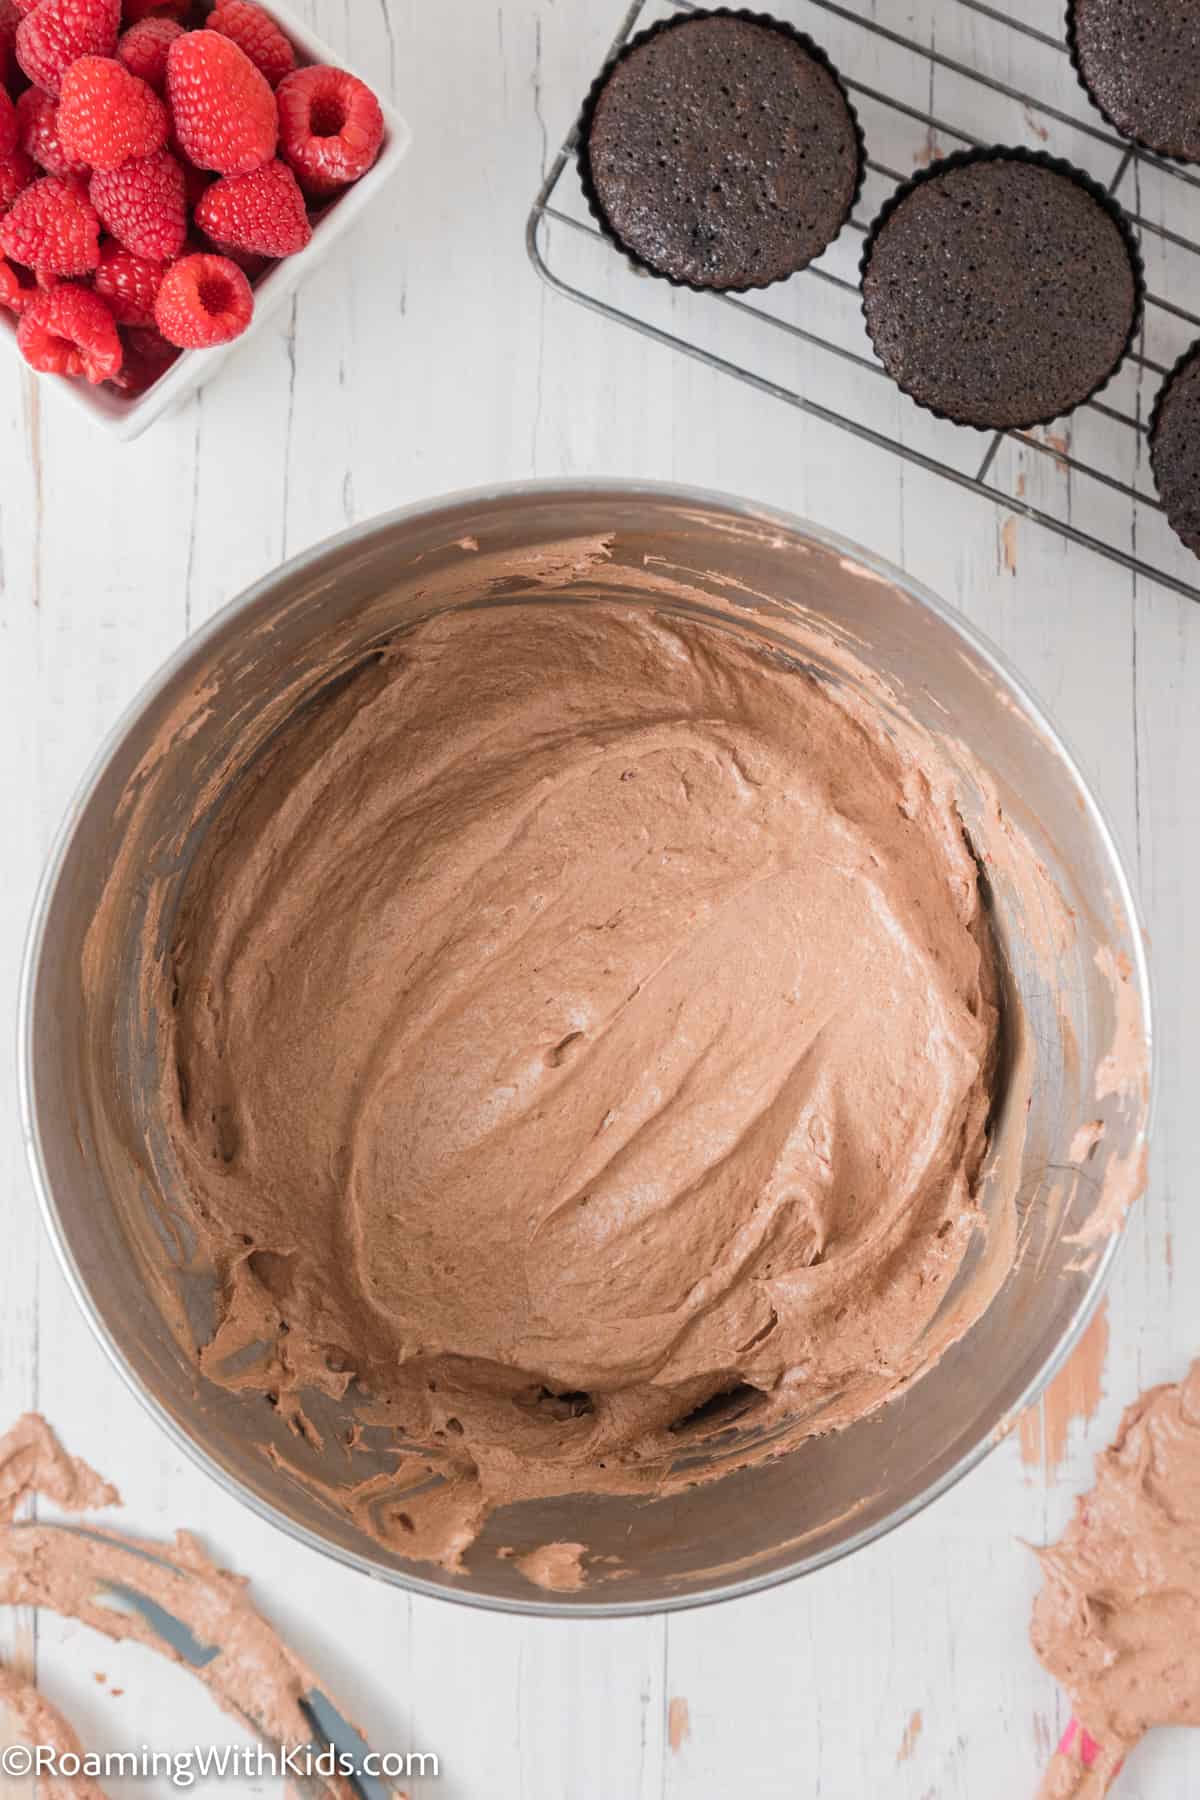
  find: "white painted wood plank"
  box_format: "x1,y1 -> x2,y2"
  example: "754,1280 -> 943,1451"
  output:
0,373 -> 43,1800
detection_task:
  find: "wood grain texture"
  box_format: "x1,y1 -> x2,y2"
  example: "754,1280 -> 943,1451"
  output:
0,3 -> 1196,1796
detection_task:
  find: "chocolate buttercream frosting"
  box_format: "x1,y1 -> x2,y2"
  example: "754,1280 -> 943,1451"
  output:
151,601 -> 1009,1567
0,1415 -> 397,1800
1033,1362 -> 1200,1772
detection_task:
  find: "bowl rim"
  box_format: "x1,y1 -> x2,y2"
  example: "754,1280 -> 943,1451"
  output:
17,477 -> 1156,1618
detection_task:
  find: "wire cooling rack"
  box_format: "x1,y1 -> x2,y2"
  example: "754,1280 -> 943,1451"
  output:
526,0 -> 1200,604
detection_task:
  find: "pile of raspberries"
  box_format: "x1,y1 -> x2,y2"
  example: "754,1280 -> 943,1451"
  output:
0,0 -> 385,392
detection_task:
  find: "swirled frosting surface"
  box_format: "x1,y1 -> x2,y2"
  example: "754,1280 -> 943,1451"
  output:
160,603 -> 1004,1565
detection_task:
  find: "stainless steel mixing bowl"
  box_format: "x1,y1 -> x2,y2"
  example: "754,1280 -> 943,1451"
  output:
20,482 -> 1152,1616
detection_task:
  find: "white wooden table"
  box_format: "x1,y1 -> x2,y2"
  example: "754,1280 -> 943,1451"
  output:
1,4 -> 1196,1796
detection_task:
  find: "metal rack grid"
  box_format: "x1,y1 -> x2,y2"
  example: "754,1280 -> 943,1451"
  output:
527,0 -> 1200,604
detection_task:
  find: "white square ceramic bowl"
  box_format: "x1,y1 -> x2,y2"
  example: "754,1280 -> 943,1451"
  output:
0,3 -> 411,441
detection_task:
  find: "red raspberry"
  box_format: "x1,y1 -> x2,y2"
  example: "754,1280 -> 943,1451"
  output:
166,30 -> 276,175
122,0 -> 189,21
17,280 -> 121,379
205,237 -> 267,279
13,0 -> 43,15
0,251 -> 41,311
195,156 -> 308,257
16,0 -> 120,95
0,0 -> 20,87
0,146 -> 34,215
16,88 -> 89,178
116,13 -> 180,91
154,248 -> 250,345
92,234 -> 161,322
179,153 -> 209,210
0,90 -> 16,162
110,320 -> 177,390
207,0 -> 292,89
0,170 -> 99,271
58,54 -> 167,169
277,65 -> 383,197
89,143 -> 183,256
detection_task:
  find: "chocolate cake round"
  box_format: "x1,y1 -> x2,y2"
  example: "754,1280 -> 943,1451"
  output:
1070,0 -> 1200,161
861,151 -> 1141,430
582,11 -> 861,291
1151,345 -> 1200,554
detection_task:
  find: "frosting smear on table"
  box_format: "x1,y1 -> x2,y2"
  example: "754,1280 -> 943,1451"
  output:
0,1414 -> 390,1800
157,602 -> 1009,1567
1033,1361 -> 1200,1758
